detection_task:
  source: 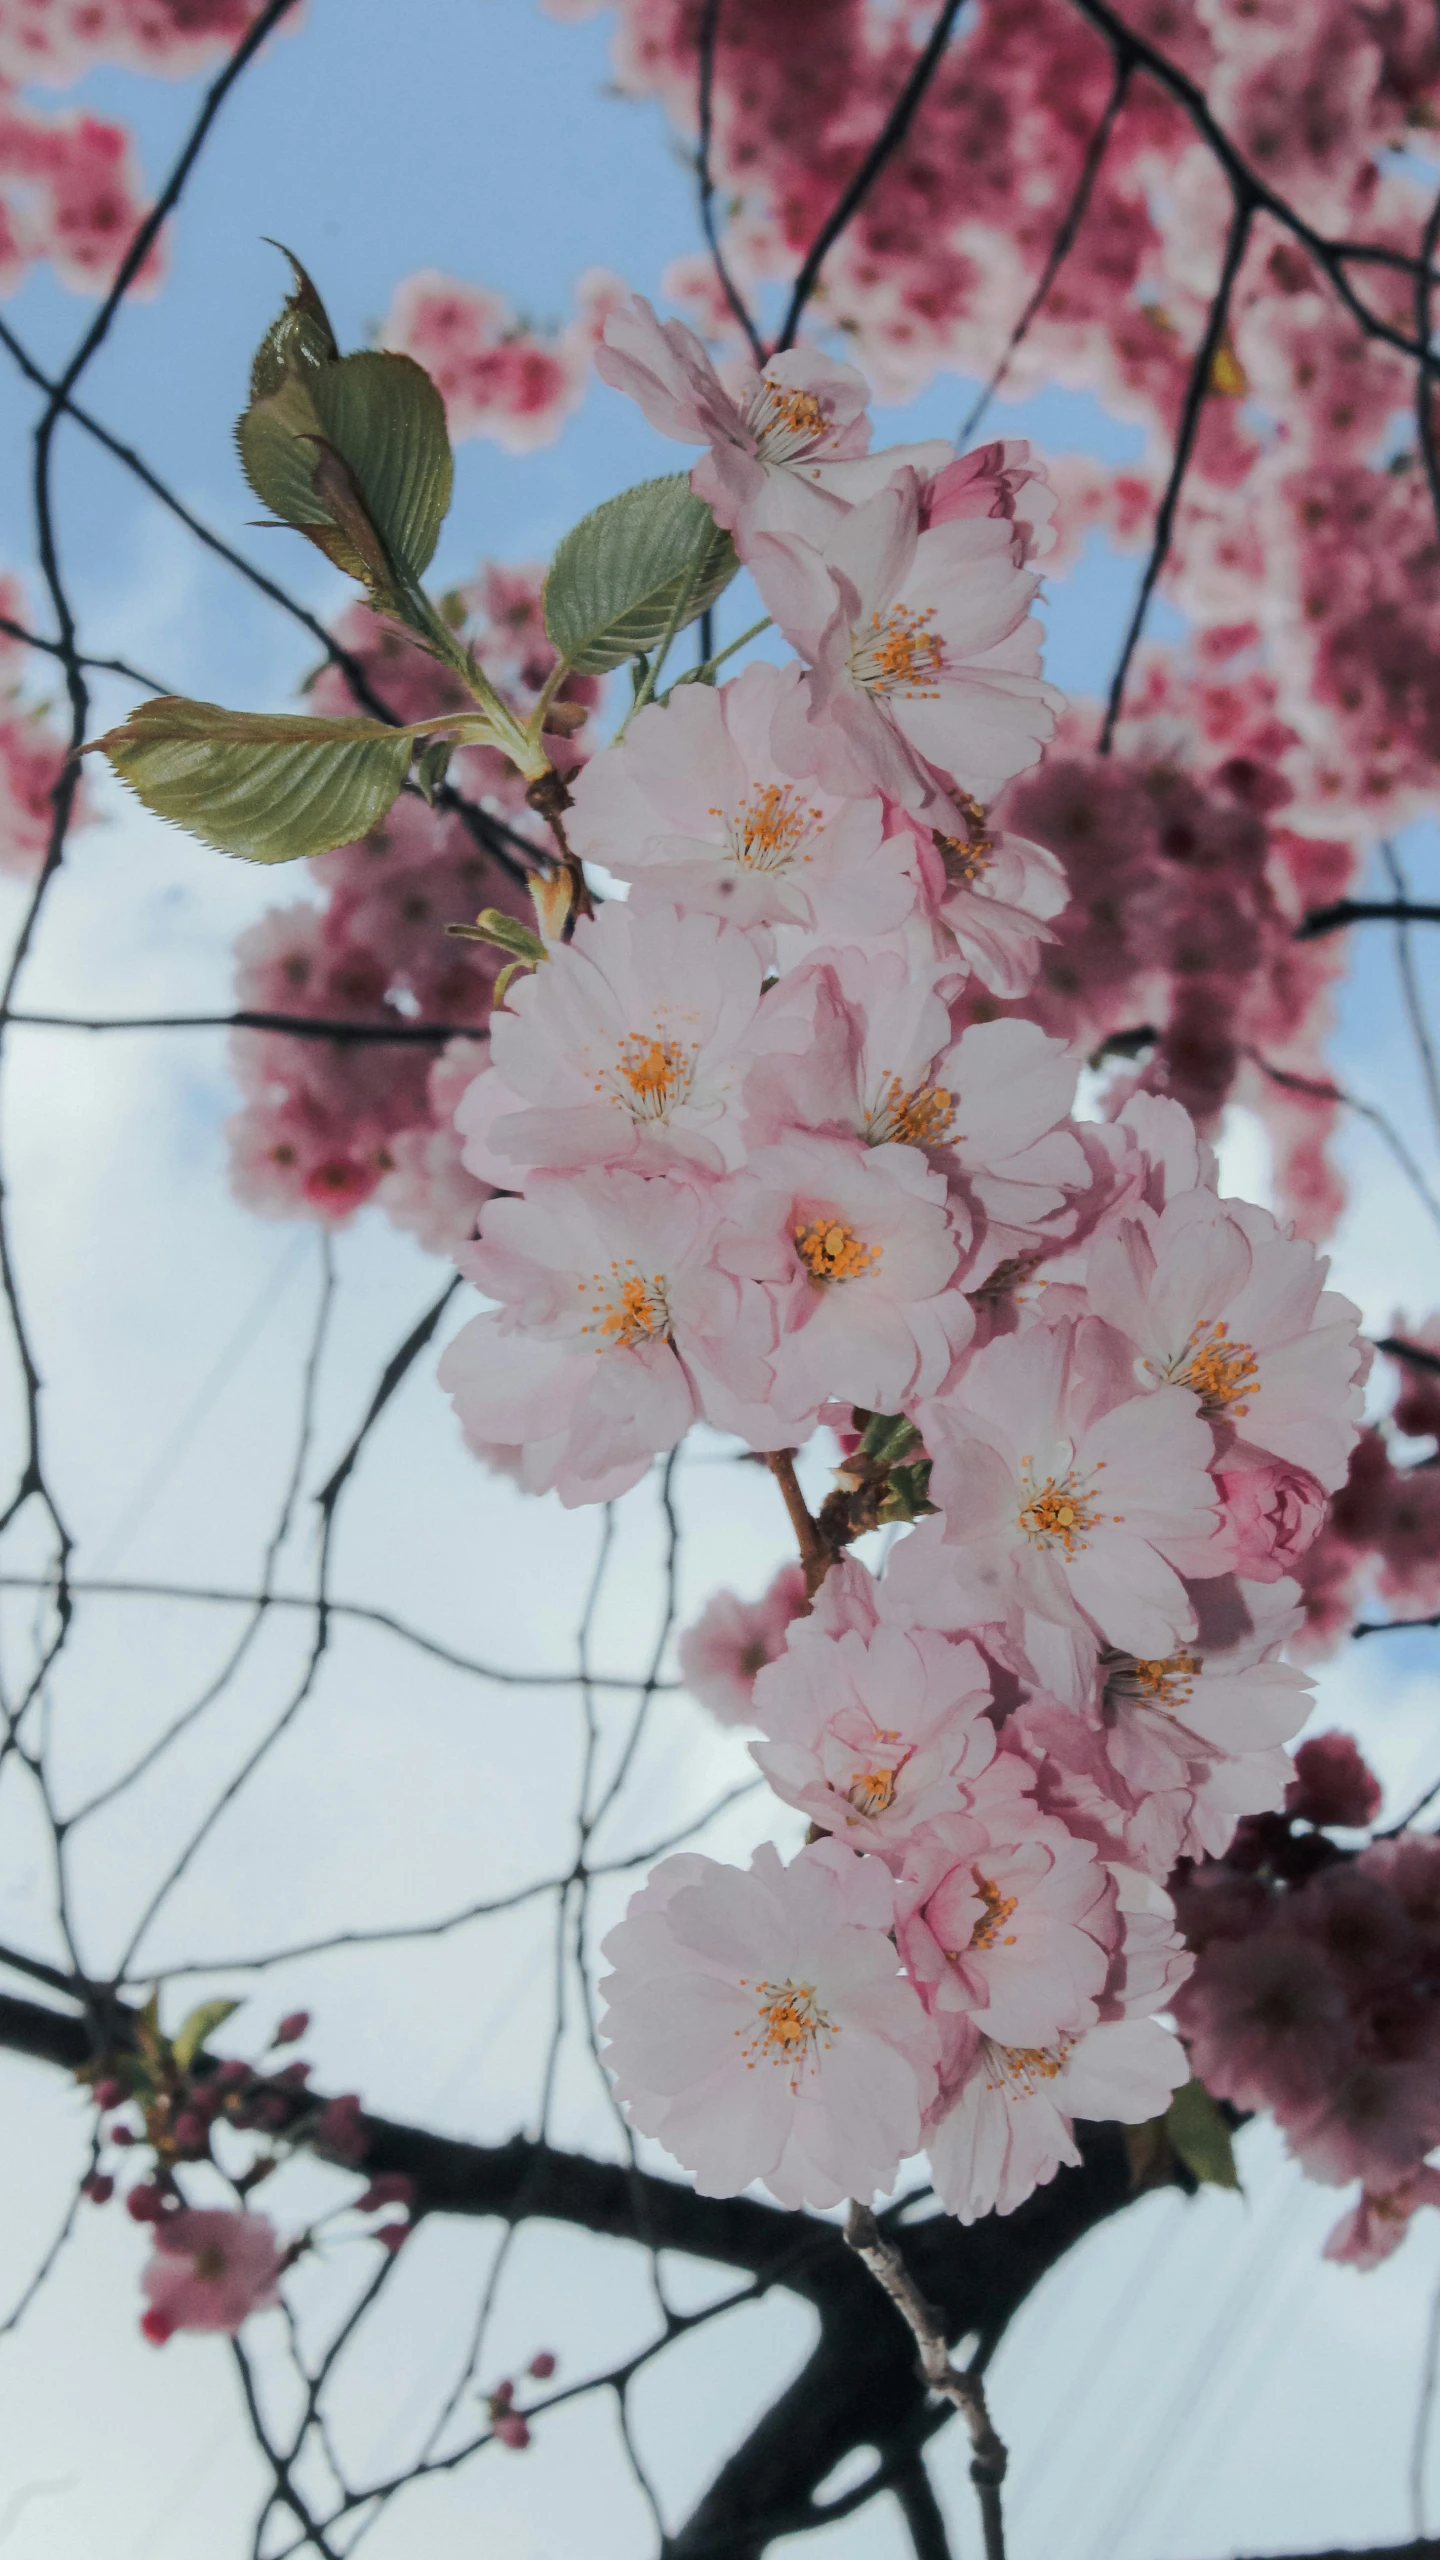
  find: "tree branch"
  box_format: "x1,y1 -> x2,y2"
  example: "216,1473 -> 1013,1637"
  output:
847,2201 -> 1007,2560
1298,901 -> 1440,941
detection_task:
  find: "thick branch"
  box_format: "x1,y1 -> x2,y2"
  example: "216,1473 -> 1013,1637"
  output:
1298,901 -> 1440,941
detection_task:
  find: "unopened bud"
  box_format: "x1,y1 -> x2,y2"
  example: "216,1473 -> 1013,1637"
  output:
493,2413 -> 531,2451
110,2123 -> 137,2148
378,2222 -> 409,2255
529,867 -> 573,947
93,2077 -> 125,2112
83,2173 -> 114,2205
126,2183 -> 166,2224
140,2307 -> 175,2346
213,2059 -> 249,2090
528,2350 -> 556,2380
274,2010 -> 310,2046
173,2112 -> 210,2157
491,2378 -> 514,2408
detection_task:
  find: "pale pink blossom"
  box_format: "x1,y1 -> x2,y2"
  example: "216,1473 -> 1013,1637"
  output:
564,662 -> 913,946
598,1838 -> 939,2208
717,1131 -> 968,1422
596,293 -> 948,544
454,903 -> 768,1183
1084,1187 -> 1367,1492
894,803 -> 1069,999
895,1760 -> 1117,2046
750,1614 -> 995,1852
918,1316 -> 1225,1698
678,1563 -> 809,1726
140,2210 -> 282,2343
924,2016 -> 1189,2223
439,1170 -> 780,1505
748,475 -> 1062,810
918,440 -> 1059,560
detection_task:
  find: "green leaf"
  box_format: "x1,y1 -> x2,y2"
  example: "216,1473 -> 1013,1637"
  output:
236,257 -> 453,610
856,1411 -> 924,1469
877,1459 -> 934,1525
544,474 -> 737,675
91,696 -> 417,863
1164,2077 -> 1241,2190
444,907 -> 548,966
248,244 -> 339,400
172,1998 -> 241,2073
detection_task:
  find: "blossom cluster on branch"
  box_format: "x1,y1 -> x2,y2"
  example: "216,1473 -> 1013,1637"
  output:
427,301 -> 1372,2230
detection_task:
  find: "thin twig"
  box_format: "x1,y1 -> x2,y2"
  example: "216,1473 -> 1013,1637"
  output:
696,0 -> 765,367
1299,900 -> 1440,940
845,2203 -> 1007,2560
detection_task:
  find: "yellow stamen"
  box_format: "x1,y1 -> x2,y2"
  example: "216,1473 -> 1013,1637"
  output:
615,1032 -> 689,1115
932,793 -> 994,884
749,377 -> 830,458
580,1262 -> 671,1352
1017,1471 -> 1100,1553
846,1766 -> 898,1816
794,1217 -> 881,1282
968,1872 -> 1020,1952
867,1072 -> 956,1149
718,780 -> 822,873
983,2038 -> 1073,2098
1173,1318 -> 1258,1417
1106,1651 -> 1200,1721
850,603 -> 944,698
735,1977 -> 836,2088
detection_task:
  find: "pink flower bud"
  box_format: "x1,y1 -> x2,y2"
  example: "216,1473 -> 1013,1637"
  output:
127,2183 -> 166,2224
491,2378 -> 514,2407
493,2413 -> 531,2451
274,2011 -> 310,2046
93,2077 -> 125,2112
140,2306 -> 175,2345
1213,1448 -> 1327,1583
110,2124 -> 137,2148
314,2093 -> 368,2165
213,2059 -> 249,2090
83,2173 -> 114,2204
528,2351 -> 556,2380
273,2060 -> 311,2090
378,2222 -> 409,2255
173,2112 -> 210,2158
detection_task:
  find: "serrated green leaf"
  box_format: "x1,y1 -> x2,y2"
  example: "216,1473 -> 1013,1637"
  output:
172,1998 -> 240,2073
249,245 -> 339,400
878,1461 -> 934,1525
91,696 -> 417,863
236,263 -> 453,609
544,474 -> 737,676
1164,2077 -> 1241,2190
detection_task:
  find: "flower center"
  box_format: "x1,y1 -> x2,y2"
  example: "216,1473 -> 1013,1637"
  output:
1017,1458 -> 1108,1553
932,795 -> 994,884
968,1871 -> 1020,1952
747,376 -> 830,460
718,780 -> 821,873
845,1763 -> 898,1816
866,1072 -> 956,1149
1104,1651 -> 1200,1721
192,2247 -> 227,2282
612,1031 -> 693,1119
580,1263 -> 671,1351
982,2037 -> 1074,2099
1170,1318 -> 1258,1417
849,604 -> 945,698
794,1217 -> 882,1283
737,1977 -> 835,2088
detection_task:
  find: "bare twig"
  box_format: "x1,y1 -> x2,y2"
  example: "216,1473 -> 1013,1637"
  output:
1299,901 -> 1440,941
845,2201 -> 1008,2560
696,0 -> 765,367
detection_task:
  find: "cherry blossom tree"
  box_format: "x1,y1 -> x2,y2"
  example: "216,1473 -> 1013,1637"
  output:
5,5 -> 1440,2557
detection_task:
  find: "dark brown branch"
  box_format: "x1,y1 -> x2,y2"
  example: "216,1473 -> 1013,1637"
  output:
894,2457 -> 954,2560
1377,1337 -> 1440,1377
4,1009 -> 488,1045
0,611 -> 166,695
1298,900 -> 1440,941
696,0 -> 766,367
958,53 -> 1132,443
1099,192 -> 1253,749
771,0 -> 968,355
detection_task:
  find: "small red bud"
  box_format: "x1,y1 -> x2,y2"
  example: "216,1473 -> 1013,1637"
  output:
491,2378 -> 515,2407
273,2060 -> 311,2089
140,2307 -> 174,2345
173,2112 -> 209,2157
274,2010 -> 310,2046
110,2124 -> 137,2148
377,2222 -> 409,2255
213,2059 -> 249,2089
493,2413 -> 531,2451
126,2183 -> 165,2224
93,2077 -> 125,2112
83,2173 -> 114,2205
528,2351 -> 556,2381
